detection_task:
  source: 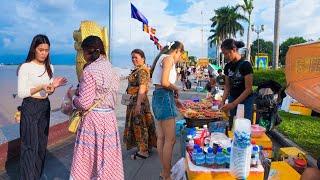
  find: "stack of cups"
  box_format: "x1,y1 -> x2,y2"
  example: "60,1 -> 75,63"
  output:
229,118 -> 252,179
232,104 -> 245,132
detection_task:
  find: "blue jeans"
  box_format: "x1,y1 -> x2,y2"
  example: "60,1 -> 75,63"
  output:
228,94 -> 254,121
152,88 -> 177,121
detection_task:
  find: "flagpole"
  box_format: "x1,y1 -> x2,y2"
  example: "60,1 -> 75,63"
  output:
109,0 -> 113,63
129,1 -> 132,51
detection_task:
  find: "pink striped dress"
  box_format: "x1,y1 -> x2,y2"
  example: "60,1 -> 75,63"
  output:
70,57 -> 124,180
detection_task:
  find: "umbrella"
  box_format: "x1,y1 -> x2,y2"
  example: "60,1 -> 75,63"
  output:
285,41 -> 320,113
208,63 -> 222,77
209,63 -> 222,71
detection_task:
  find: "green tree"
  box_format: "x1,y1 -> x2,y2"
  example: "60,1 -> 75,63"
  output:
280,37 -> 307,65
208,6 -> 248,66
236,0 -> 254,61
250,39 -> 273,66
189,56 -> 197,66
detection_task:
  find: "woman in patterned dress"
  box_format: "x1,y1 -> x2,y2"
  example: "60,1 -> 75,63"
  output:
68,36 -> 124,180
123,49 -> 157,159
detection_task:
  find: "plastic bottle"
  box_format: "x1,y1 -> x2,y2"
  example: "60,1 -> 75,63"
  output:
192,144 -> 199,162
205,147 -> 215,166
251,146 -> 259,168
224,147 -> 231,168
214,147 -> 225,168
195,148 -> 206,166
201,125 -> 209,138
230,118 -> 252,179
186,135 -> 194,152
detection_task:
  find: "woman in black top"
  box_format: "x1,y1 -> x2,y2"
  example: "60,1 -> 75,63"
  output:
220,39 -> 254,124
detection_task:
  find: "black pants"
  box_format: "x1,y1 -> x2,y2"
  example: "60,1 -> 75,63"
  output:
20,97 -> 50,180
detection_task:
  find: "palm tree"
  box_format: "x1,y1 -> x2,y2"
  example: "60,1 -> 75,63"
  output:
208,6 -> 248,67
236,0 -> 254,61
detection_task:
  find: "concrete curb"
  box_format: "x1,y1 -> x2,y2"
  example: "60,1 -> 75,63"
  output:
269,129 -> 318,167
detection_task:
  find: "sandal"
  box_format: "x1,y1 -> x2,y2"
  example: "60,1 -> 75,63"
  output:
131,152 -> 149,160
159,171 -> 172,179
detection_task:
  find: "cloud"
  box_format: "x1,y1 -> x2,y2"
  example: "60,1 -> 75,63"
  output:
1,0 -> 320,67
2,38 -> 11,47
0,0 -> 109,55
253,0 -> 320,41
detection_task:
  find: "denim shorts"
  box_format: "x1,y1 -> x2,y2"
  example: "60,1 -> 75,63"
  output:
152,88 -> 177,121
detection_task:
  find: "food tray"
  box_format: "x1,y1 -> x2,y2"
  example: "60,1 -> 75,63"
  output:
184,116 -> 222,128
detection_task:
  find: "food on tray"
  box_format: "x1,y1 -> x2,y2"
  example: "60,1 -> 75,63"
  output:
182,101 -> 213,110
178,100 -> 223,119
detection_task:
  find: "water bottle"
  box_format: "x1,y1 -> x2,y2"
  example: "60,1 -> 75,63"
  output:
205,147 -> 215,167
251,146 -> 259,167
214,147 -> 225,168
186,135 -> 194,153
224,147 -> 231,168
195,148 -> 205,166
202,125 -> 210,137
230,118 -> 252,179
192,144 -> 199,162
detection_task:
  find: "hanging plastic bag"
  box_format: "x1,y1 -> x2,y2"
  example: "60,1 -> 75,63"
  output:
171,158 -> 187,180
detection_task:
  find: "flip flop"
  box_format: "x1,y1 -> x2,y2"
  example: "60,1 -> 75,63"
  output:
131,152 -> 148,160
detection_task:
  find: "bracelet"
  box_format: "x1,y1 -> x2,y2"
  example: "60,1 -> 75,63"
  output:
71,95 -> 77,109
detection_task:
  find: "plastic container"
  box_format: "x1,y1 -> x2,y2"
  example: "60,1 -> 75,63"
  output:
224,147 -> 231,168
195,148 -> 206,166
202,125 -> 210,137
251,146 -> 259,167
205,147 -> 215,166
214,147 -> 225,168
186,135 -> 194,153
251,124 -> 266,138
192,144 -> 200,162
230,118 -> 252,179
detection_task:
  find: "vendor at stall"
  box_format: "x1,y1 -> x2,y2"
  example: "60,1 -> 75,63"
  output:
205,74 -> 217,95
219,39 -> 254,126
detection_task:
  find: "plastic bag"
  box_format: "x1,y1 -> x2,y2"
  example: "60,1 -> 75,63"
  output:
171,158 -> 186,180
61,95 -> 73,116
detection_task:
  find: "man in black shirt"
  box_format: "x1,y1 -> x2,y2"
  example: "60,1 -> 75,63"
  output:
219,39 -> 254,126
216,69 -> 225,89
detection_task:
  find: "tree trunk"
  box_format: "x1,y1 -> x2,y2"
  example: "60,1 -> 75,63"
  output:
273,0 -> 281,69
246,14 -> 251,62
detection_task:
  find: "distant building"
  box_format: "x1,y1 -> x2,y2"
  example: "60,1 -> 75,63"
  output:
197,57 -> 209,67
207,39 -> 217,59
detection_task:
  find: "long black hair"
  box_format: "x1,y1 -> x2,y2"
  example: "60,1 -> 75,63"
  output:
18,34 -> 52,78
150,41 -> 184,78
81,36 -> 106,63
221,39 -> 245,50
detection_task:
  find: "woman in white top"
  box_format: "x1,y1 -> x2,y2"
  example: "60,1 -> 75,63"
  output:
150,41 -> 184,180
17,34 -> 67,180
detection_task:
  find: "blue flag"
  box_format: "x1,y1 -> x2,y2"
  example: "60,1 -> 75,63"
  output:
131,3 -> 148,25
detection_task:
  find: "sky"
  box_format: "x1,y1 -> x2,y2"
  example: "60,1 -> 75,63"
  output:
1,0 -> 320,67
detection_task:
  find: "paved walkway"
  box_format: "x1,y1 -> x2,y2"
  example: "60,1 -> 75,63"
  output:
0,80 -> 282,180
0,84 -> 196,180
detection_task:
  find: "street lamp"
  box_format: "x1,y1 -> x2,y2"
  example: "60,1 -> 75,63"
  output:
251,24 -> 264,69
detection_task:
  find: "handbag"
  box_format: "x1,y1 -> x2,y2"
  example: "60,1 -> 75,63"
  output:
68,100 -> 100,133
121,93 -> 134,106
121,66 -> 145,106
